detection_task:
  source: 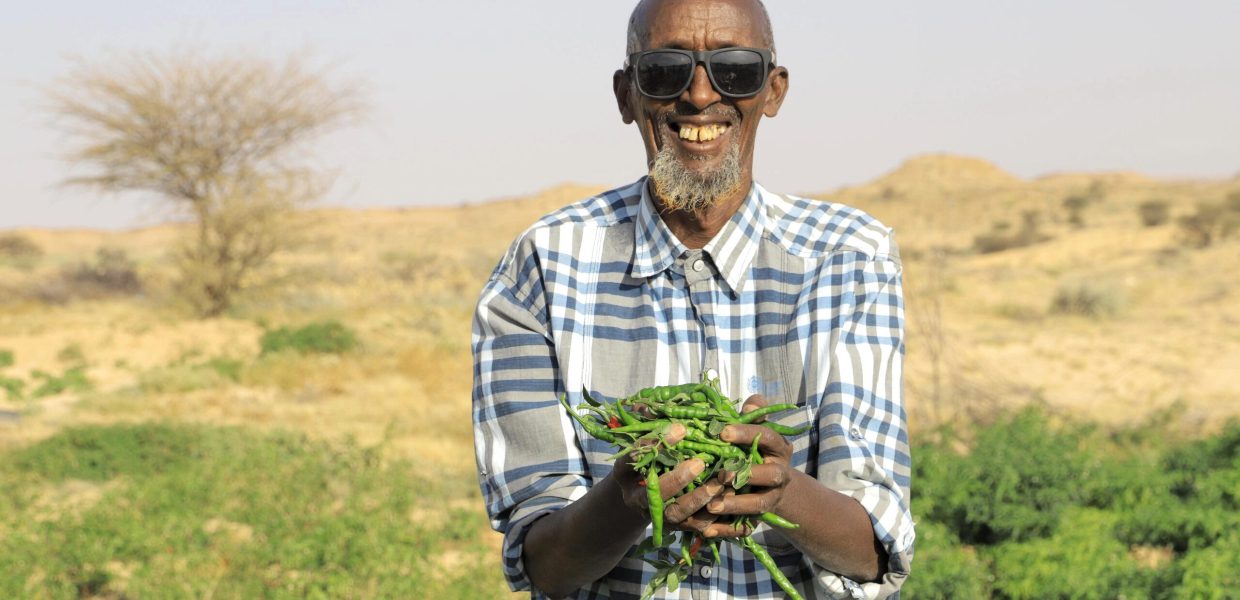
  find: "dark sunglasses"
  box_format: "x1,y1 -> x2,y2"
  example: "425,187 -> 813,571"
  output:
626,47 -> 774,99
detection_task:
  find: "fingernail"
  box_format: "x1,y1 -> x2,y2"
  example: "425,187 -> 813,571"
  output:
719,427 -> 734,442
707,499 -> 723,513
689,458 -> 706,476
705,482 -> 723,495
704,526 -> 718,538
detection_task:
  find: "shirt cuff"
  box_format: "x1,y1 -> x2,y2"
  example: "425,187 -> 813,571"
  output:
498,488 -> 586,594
809,484 -> 915,599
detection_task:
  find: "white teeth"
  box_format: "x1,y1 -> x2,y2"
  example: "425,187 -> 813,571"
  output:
677,124 -> 728,143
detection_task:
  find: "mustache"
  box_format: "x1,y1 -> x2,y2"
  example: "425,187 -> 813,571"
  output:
660,104 -> 740,122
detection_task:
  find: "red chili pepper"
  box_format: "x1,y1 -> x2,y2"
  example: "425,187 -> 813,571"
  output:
689,534 -> 704,556
608,415 -> 621,429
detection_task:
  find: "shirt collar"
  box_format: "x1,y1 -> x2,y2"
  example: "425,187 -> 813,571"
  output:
631,178 -> 768,297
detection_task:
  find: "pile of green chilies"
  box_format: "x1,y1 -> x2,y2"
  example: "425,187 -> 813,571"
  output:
560,376 -> 808,600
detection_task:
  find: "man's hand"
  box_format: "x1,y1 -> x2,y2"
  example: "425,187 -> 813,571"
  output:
702,394 -> 797,533
611,422 -> 711,521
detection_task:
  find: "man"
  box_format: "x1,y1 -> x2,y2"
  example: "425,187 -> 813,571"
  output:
473,0 -> 913,597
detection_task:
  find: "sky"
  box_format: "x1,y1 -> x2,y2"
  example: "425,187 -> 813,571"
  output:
2,0 -> 1238,230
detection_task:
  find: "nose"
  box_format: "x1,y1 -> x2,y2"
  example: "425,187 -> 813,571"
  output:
680,63 -> 722,110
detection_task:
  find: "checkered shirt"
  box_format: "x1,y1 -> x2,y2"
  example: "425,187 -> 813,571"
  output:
473,178 -> 914,599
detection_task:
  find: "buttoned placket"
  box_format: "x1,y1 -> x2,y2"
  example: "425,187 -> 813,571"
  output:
681,249 -> 719,383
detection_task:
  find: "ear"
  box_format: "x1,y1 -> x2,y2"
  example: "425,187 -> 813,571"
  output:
614,69 -> 636,124
761,66 -> 789,118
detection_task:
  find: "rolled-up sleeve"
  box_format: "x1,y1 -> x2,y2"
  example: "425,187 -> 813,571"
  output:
811,254 -> 915,599
472,244 -> 589,593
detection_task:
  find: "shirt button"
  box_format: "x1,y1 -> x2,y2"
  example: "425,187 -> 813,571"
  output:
849,426 -> 863,440
692,259 -> 705,272
704,368 -> 719,381
698,565 -> 713,578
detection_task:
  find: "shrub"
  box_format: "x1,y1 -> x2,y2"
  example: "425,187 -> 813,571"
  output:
988,508 -> 1155,600
1050,280 -> 1125,317
0,348 -> 13,369
0,376 -> 23,400
973,210 -> 1052,254
34,247 -> 143,304
900,521 -> 991,599
914,407 -> 1087,545
138,356 -> 245,394
1178,201 -> 1240,248
30,366 -> 92,398
260,320 -> 358,355
1063,195 -> 1090,228
1138,199 -> 1172,227
1173,531 -> 1240,599
0,232 -> 42,268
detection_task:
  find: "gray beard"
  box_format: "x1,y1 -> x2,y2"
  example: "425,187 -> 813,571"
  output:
648,129 -> 743,213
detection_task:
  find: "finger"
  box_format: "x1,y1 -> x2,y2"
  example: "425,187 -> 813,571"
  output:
669,509 -> 720,534
740,394 -> 768,415
702,520 -> 754,538
707,489 -> 777,516
658,457 -> 706,501
743,463 -> 790,489
664,480 -> 726,523
720,423 -> 792,458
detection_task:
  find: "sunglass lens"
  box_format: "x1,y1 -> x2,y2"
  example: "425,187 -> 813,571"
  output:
637,52 -> 694,98
710,49 -> 767,96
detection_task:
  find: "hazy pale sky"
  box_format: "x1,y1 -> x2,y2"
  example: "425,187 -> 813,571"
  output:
3,1 -> 1238,229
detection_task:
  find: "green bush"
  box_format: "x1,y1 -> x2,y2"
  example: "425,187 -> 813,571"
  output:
30,366 -> 92,398
0,348 -> 13,369
1174,531 -> 1240,599
988,508 -> 1155,600
260,320 -> 359,355
0,376 -> 23,400
901,521 -> 991,599
914,407 -> 1086,544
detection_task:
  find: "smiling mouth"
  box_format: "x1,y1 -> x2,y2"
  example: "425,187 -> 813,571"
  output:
670,122 -> 731,143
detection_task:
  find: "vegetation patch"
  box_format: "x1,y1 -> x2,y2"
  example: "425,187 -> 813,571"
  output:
260,320 -> 359,355
0,422 -> 507,599
912,409 -> 1240,599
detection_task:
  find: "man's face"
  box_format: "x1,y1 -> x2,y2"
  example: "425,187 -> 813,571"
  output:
615,0 -> 788,211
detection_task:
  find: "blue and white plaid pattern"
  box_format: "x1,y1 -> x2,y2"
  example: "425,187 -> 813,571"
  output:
473,178 -> 913,599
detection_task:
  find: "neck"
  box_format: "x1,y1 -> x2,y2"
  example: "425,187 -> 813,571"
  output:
650,177 -> 750,250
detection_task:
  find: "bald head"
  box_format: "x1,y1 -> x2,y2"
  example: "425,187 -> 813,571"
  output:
626,0 -> 775,60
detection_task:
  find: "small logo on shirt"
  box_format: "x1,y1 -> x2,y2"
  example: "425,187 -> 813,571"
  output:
748,375 -> 782,398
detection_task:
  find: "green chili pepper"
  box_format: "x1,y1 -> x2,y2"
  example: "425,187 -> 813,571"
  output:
701,385 -> 742,422
759,511 -> 800,529
558,394 -> 618,443
739,403 -> 800,424
675,440 -> 745,459
661,404 -> 714,419
741,536 -> 804,600
647,467 -> 664,547
760,421 -> 812,436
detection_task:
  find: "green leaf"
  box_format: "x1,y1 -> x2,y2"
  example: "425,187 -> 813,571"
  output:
667,569 -> 680,592
708,419 -> 728,437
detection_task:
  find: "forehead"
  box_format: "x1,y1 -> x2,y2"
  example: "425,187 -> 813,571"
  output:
640,0 -> 765,50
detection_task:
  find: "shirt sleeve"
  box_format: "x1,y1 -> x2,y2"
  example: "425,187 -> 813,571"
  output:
810,252 -> 915,599
472,245 -> 590,594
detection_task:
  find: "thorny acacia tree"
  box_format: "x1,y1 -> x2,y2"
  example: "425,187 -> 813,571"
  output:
48,51 -> 361,316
